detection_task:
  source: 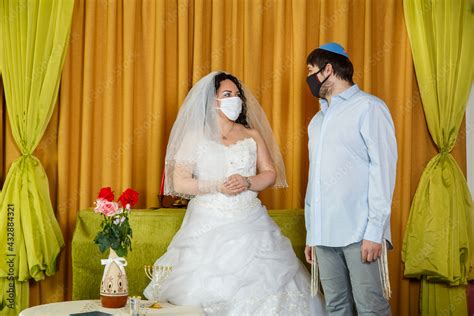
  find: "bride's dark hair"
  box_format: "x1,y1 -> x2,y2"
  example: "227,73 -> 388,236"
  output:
214,72 -> 249,128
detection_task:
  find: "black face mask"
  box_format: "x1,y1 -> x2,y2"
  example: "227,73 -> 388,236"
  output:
306,65 -> 330,98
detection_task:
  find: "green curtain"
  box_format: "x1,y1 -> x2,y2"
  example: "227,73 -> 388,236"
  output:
402,0 -> 474,315
0,0 -> 74,314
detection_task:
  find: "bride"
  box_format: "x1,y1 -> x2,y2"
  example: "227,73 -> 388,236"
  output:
144,71 -> 326,315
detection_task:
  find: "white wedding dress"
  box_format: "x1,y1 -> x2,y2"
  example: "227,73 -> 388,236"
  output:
144,137 -> 326,315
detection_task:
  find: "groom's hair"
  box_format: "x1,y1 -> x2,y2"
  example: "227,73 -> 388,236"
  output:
214,72 -> 249,128
306,48 -> 354,85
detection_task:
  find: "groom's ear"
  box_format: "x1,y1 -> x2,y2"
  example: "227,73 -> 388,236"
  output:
323,63 -> 334,76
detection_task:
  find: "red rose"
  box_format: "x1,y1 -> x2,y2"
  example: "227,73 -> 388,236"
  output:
98,187 -> 115,201
118,188 -> 139,208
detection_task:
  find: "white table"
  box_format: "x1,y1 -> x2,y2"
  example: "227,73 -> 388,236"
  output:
20,299 -> 205,316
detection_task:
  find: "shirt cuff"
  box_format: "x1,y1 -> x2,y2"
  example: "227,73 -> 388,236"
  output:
363,221 -> 384,244
304,202 -> 311,232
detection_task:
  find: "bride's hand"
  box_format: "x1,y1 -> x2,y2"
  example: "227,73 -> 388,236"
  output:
222,174 -> 249,194
219,185 -> 238,195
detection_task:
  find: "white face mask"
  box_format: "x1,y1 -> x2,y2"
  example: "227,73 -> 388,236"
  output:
216,96 -> 242,121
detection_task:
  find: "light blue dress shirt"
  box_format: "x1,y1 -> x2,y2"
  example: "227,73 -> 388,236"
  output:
305,84 -> 397,247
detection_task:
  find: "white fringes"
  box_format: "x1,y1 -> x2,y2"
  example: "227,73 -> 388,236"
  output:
310,246 -> 319,297
378,240 -> 392,300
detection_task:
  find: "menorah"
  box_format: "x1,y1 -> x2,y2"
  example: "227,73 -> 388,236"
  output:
144,264 -> 173,304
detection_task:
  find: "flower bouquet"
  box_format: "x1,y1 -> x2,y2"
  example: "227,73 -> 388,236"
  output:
94,187 -> 138,257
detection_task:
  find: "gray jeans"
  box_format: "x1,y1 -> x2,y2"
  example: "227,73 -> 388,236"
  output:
315,242 -> 391,316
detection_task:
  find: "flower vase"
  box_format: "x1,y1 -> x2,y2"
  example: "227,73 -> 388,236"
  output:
100,249 -> 128,308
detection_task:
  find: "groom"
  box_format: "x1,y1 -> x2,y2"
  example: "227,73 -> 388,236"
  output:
303,43 -> 397,315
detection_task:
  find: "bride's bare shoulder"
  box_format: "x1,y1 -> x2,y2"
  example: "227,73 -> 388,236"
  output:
242,127 -> 264,144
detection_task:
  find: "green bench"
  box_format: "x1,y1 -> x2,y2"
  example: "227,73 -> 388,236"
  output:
72,208 -> 307,299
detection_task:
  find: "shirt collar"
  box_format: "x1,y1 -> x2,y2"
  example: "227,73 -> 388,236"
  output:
319,84 -> 360,113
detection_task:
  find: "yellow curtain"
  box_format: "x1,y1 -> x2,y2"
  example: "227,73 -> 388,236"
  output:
0,80 -> 3,187
0,0 -> 75,314
0,1 -> 3,191
0,0 -> 468,314
402,0 -> 474,315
